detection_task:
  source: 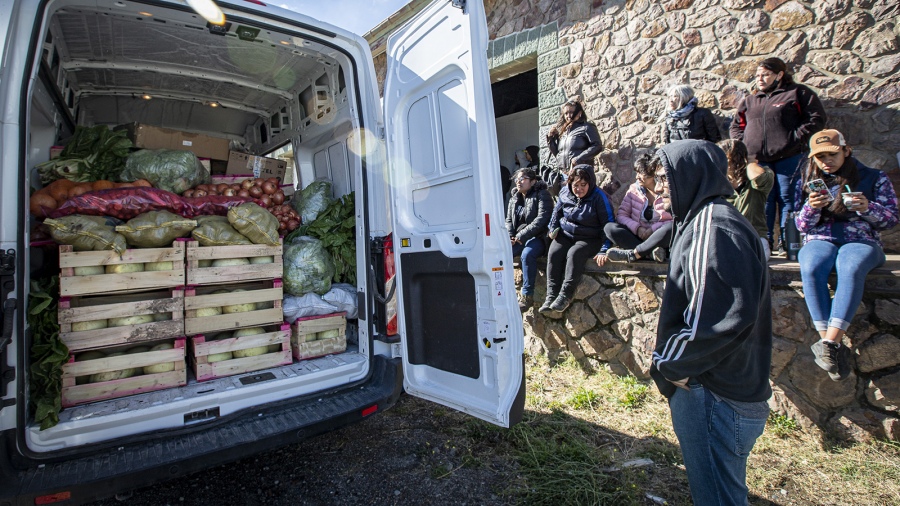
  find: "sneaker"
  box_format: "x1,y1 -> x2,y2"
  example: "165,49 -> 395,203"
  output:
828,345 -> 852,381
518,292 -> 533,312
651,247 -> 667,263
548,294 -> 572,312
606,248 -> 637,263
538,295 -> 556,314
811,340 -> 839,374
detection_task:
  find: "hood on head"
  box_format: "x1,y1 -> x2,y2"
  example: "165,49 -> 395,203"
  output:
656,140 -> 733,224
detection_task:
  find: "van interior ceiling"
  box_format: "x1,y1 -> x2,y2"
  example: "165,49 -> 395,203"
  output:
23,0 -> 369,452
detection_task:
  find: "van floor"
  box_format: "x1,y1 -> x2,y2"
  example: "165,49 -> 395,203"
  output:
52,345 -> 364,426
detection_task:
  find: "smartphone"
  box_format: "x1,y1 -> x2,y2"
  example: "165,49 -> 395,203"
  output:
806,179 -> 834,202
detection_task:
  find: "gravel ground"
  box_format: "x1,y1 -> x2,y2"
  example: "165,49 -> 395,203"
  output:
89,394 -> 521,506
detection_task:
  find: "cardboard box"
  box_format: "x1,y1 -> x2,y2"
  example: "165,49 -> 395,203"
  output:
118,123 -> 230,161
225,151 -> 287,181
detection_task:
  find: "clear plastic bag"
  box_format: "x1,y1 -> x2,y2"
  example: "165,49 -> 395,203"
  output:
45,215 -> 127,254
291,180 -> 333,223
283,236 -> 334,296
120,149 -> 210,195
115,211 -> 197,248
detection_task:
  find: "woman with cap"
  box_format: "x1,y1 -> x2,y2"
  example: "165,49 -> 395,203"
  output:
796,129 -> 898,381
506,167 -> 553,312
661,84 -> 721,144
730,57 -> 827,253
539,165 -> 614,315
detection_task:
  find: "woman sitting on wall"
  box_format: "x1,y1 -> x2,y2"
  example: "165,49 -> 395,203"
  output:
602,153 -> 673,263
506,167 -> 553,312
796,129 -> 898,381
661,84 -> 721,144
540,165 -> 614,315
719,139 -> 775,258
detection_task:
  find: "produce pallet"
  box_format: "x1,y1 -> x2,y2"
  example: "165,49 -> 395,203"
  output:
58,241 -> 185,297
190,323 -> 292,381
58,289 -> 184,352
185,239 -> 283,285
184,279 -> 283,335
291,312 -> 347,361
61,339 -> 187,407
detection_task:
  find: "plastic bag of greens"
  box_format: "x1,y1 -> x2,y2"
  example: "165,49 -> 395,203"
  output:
115,211 -> 197,248
227,202 -> 279,245
120,149 -> 210,195
192,215 -> 252,246
283,236 -> 334,296
291,180 -> 333,223
45,215 -> 127,255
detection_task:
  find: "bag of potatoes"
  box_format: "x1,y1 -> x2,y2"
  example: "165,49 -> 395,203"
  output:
227,203 -> 279,245
45,215 -> 127,255
115,210 -> 197,248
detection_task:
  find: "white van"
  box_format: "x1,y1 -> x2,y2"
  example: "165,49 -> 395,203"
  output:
0,0 -> 524,502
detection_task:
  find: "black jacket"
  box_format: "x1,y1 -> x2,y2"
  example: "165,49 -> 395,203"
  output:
549,185 -> 614,248
662,107 -> 722,144
506,180 -> 553,243
547,120 -> 603,171
729,83 -> 826,162
650,140 -> 772,403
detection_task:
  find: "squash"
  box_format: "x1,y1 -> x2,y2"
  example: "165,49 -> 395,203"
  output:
143,342 -> 177,374
105,263 -> 145,274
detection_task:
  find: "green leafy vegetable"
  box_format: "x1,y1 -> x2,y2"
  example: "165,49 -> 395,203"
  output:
286,192 -> 356,285
27,276 -> 68,430
36,126 -> 133,184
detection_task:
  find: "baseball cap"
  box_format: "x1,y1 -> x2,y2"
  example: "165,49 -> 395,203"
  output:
808,129 -> 847,158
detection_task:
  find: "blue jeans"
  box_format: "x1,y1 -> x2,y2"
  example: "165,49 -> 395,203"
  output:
670,383 -> 768,506
798,240 -> 885,331
762,153 -> 804,244
512,236 -> 546,296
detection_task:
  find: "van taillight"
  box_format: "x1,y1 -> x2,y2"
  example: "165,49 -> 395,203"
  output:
34,491 -> 71,504
383,235 -> 398,336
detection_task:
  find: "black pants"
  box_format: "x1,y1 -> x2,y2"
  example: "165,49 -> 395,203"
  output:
546,233 -> 604,300
604,221 -> 673,257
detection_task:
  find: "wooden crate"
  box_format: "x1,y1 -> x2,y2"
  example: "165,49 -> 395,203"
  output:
190,323 -> 291,381
58,289 -> 184,353
185,239 -> 283,285
59,241 -> 185,297
184,279 -> 283,335
61,339 -> 187,407
291,312 -> 347,361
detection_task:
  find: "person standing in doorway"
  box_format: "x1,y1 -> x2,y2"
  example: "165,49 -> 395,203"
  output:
730,57 -> 826,253
650,140 -> 772,505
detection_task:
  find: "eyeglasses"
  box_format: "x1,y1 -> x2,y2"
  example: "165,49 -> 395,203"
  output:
654,174 -> 668,186
515,177 -> 532,183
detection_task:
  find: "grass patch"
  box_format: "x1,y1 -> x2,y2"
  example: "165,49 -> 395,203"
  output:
767,412 -> 800,438
568,387 -> 601,410
616,375 -> 650,410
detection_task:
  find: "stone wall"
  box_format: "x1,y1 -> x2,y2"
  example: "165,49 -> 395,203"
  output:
520,259 -> 900,442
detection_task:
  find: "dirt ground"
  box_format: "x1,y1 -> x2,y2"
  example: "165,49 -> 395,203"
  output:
89,394 -> 522,506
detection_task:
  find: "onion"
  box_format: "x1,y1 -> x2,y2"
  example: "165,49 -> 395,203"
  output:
241,179 -> 254,190
197,184 -> 210,192
271,191 -> 285,205
238,189 -> 250,198
216,183 -> 229,193
260,195 -> 272,208
248,186 -> 263,198
223,188 -> 236,197
265,177 -> 279,185
230,184 -> 242,192
253,178 -> 264,187
183,189 -> 195,198
194,190 -> 208,198
287,219 -> 300,230
261,181 -> 277,195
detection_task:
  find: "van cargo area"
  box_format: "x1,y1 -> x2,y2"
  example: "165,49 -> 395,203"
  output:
17,0 -> 387,452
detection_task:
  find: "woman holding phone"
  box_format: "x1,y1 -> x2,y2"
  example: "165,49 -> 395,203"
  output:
796,129 -> 898,381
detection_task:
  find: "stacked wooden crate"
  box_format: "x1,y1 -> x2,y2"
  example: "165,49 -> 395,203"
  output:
184,239 -> 290,381
291,312 -> 347,361
57,242 -> 188,406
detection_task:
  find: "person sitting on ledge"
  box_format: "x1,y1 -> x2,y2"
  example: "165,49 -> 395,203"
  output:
797,129 -> 899,381
718,138 -> 775,259
506,167 -> 553,312
603,153 -> 673,264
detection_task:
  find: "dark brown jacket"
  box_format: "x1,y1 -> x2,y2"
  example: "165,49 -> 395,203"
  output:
729,83 -> 826,163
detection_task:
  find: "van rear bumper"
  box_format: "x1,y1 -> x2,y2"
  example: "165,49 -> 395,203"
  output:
0,356 -> 402,506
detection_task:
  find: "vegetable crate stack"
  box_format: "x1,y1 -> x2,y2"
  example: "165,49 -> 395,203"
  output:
184,234 -> 289,379
291,312 -> 347,361
56,242 -> 189,406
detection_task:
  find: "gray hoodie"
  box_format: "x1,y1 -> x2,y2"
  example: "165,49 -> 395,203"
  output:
650,140 -> 773,403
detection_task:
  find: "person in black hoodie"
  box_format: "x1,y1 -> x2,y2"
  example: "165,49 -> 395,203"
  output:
506,168 -> 553,312
650,140 -> 772,505
539,165 -> 613,315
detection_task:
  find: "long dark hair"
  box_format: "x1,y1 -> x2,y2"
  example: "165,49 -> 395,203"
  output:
718,139 -> 749,188
758,57 -> 796,88
554,99 -> 587,135
566,164 -> 597,195
802,148 -> 859,217
524,145 -> 539,167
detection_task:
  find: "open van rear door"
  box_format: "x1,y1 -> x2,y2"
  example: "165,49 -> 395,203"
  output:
383,0 -> 525,427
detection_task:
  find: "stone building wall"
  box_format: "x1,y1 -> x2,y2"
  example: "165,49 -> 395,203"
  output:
520,260 -> 900,442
